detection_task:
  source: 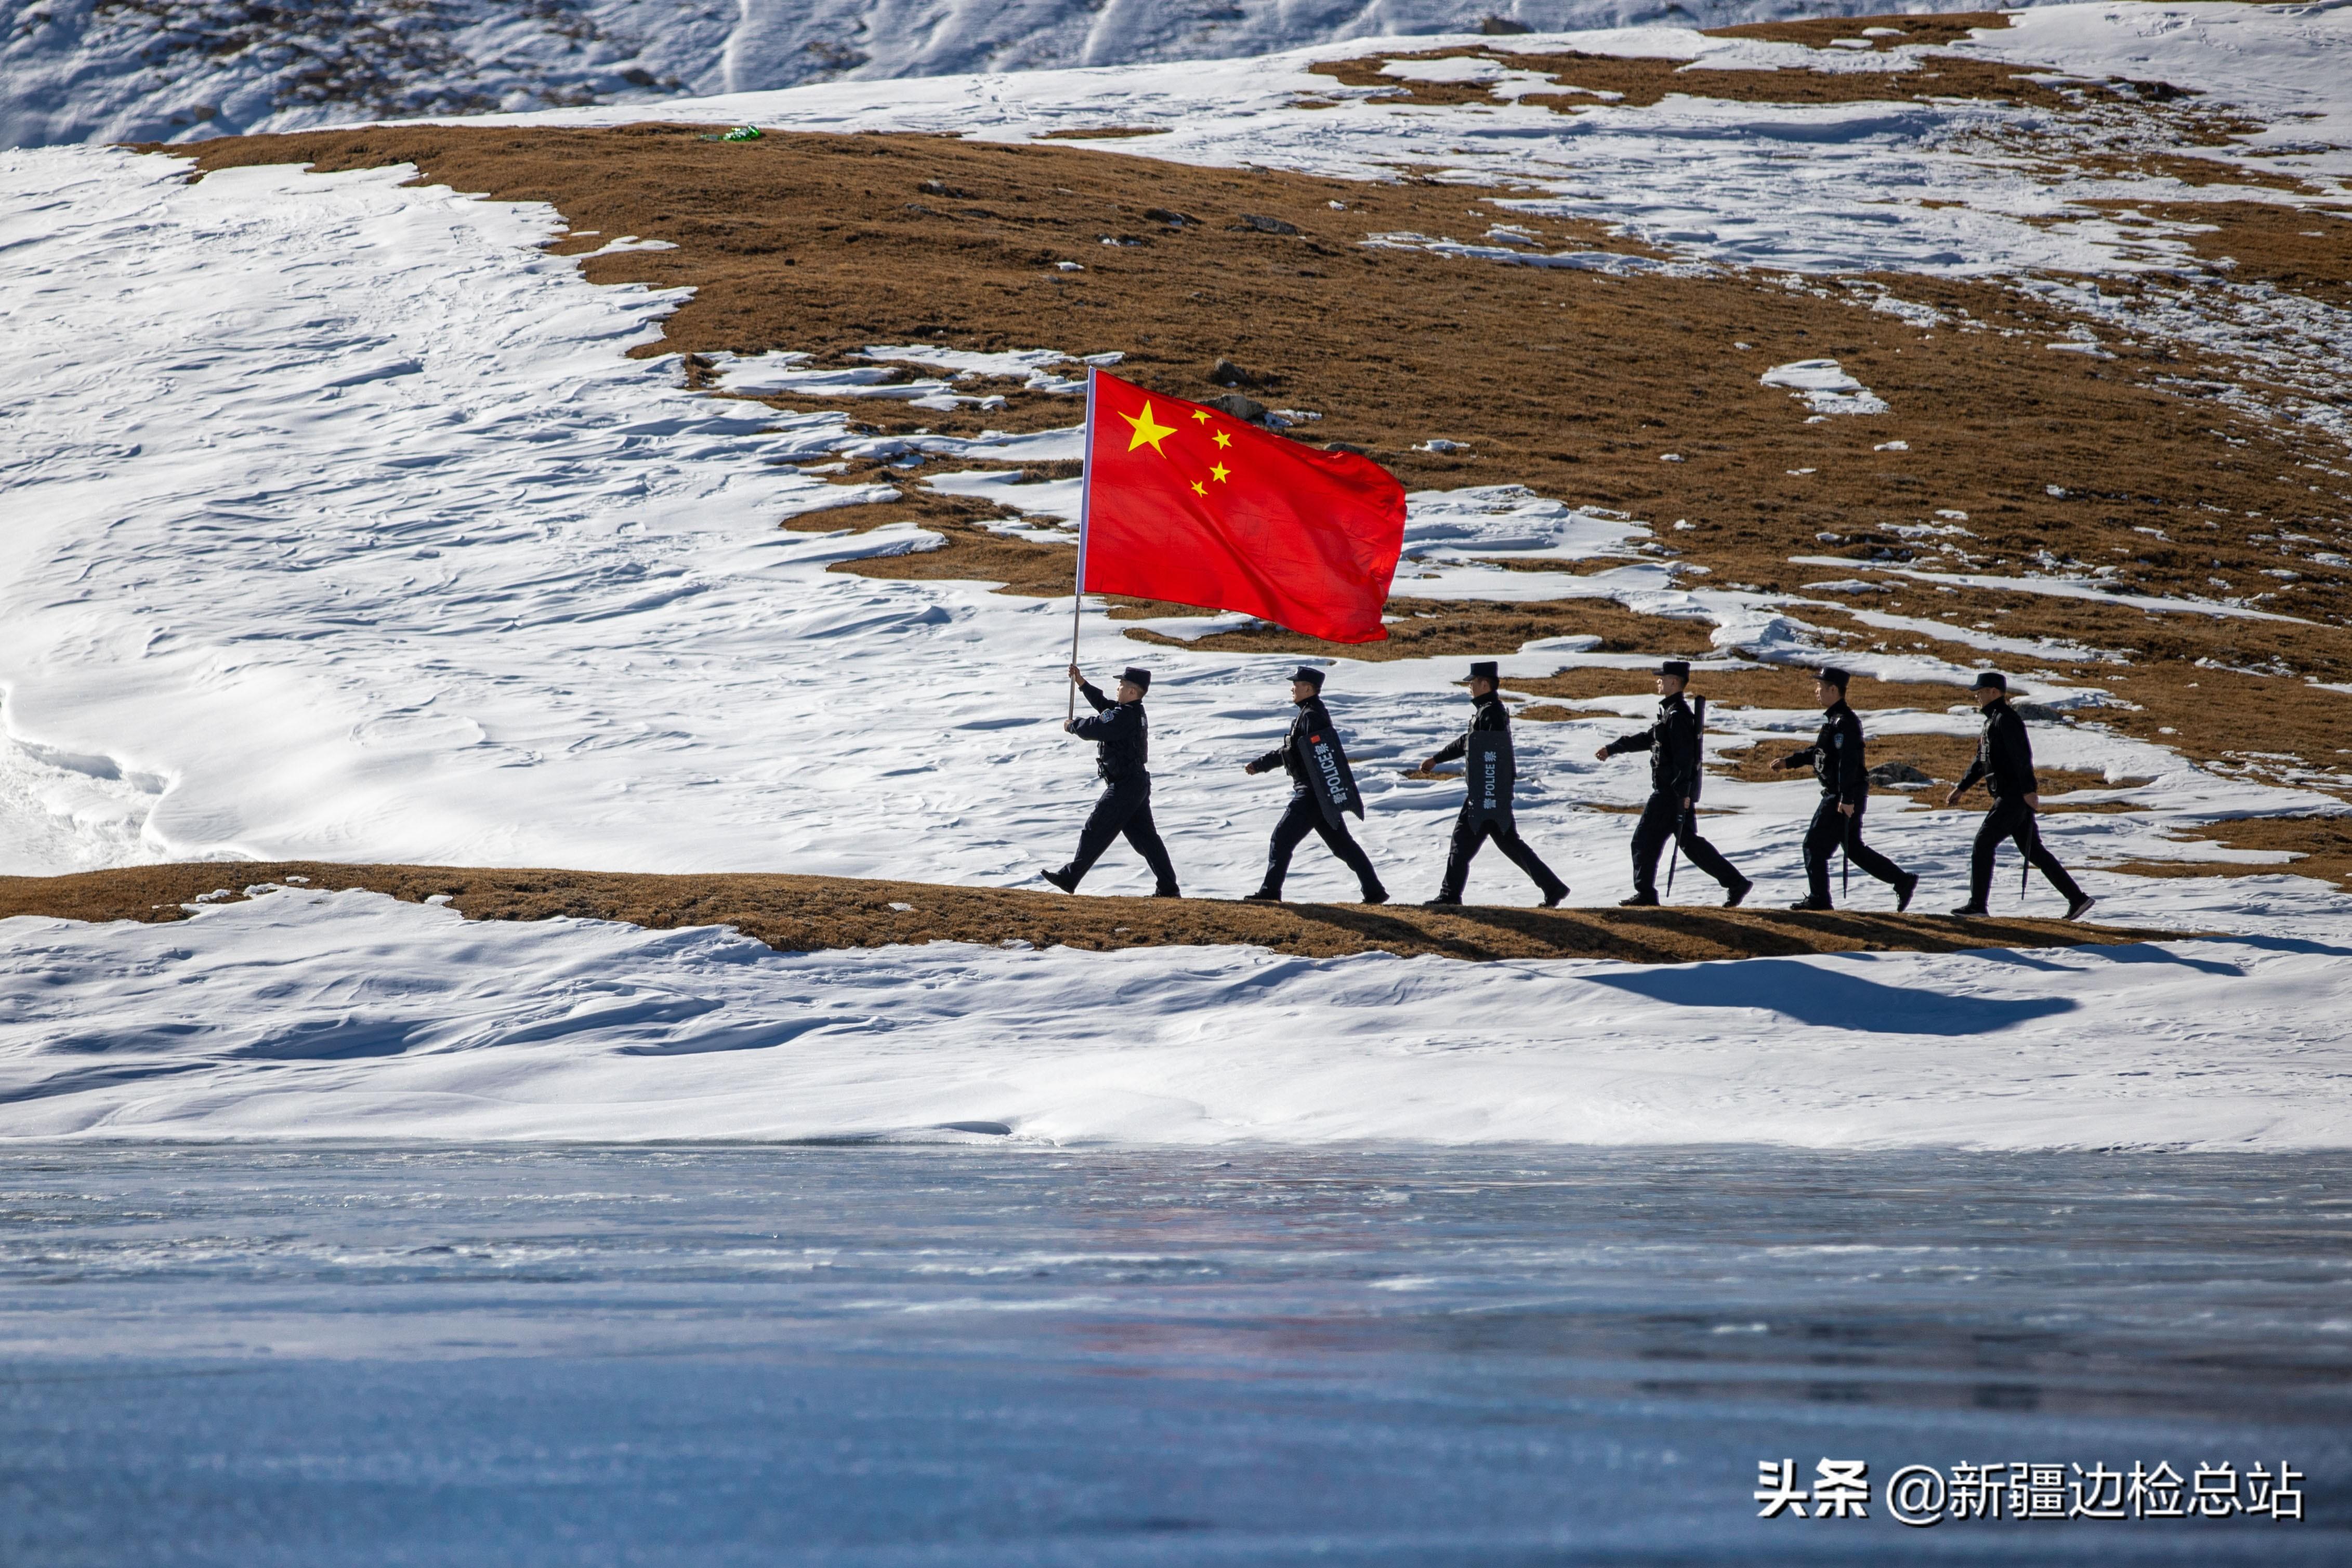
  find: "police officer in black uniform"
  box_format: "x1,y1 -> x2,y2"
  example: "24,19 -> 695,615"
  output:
1947,671 -> 2094,920
1421,661 -> 1569,908
1043,663 -> 1180,897
1596,660 -> 1752,908
1773,666 -> 1918,912
1242,666 -> 1388,905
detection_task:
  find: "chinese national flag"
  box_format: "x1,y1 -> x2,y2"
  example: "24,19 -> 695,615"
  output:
1079,370 -> 1406,643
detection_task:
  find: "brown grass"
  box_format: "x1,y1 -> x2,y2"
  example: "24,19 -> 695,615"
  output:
1126,597 -> 1718,659
2083,201 -> 2352,309
1508,664 -> 1976,711
1709,12 -> 2012,51
1501,665 -> 2133,801
1710,733 -> 2130,806
1793,599 -> 2352,802
1312,43 -> 2101,116
0,861 -> 2172,965
2107,815 -> 2352,891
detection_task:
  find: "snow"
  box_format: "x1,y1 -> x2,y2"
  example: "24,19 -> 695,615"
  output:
1758,358 -> 1889,417
1379,57 -> 1566,100
382,12 -> 2341,290
1961,2 -> 2352,179
0,1 -> 2021,151
710,351 -> 965,403
1783,559 -> 2312,622
923,467 -> 1087,527
6,883 -> 2350,1149
857,343 -> 1096,392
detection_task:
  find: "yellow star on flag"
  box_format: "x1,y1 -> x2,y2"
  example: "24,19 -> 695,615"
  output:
1190,409 -> 1211,424
1210,462 -> 1231,483
1190,480 -> 1206,496
1122,401 -> 1177,456
1212,429 -> 1232,449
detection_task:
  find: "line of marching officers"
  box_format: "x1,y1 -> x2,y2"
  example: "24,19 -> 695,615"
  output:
1041,657 -> 2096,922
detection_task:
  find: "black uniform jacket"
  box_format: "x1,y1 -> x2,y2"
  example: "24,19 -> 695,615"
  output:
1428,691 -> 1512,768
1253,696 -> 1362,819
1955,700 -> 2037,800
1252,696 -> 1329,786
1780,701 -> 1869,807
1603,692 -> 1703,799
1071,681 -> 1149,782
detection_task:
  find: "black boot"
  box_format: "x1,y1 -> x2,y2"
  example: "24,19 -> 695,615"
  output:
1723,878 -> 1752,909
1042,867 -> 1076,893
1895,872 -> 1918,913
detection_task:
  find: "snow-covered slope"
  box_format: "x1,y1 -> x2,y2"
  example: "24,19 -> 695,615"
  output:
3,0 -> 2004,149
8,882 -> 2350,1147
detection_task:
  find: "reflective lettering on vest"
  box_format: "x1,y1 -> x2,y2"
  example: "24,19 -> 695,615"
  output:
1312,734 -> 1347,807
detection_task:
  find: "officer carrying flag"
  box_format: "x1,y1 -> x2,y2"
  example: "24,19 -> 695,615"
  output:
1043,664 -> 1180,898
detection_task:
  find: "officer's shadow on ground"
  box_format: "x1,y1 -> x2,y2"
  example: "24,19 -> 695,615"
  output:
1282,900 -> 2117,968
1581,960 -> 2077,1035
1529,930 -> 2330,1037
1579,929 -> 2346,1033
1264,905 -> 2276,1035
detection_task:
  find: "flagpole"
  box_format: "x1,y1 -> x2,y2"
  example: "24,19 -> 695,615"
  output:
1069,365 -> 1097,722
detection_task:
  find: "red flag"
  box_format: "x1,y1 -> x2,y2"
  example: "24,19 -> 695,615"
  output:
1077,370 -> 1406,643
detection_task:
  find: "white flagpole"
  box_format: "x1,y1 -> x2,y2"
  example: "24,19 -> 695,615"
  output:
1068,365 -> 1098,722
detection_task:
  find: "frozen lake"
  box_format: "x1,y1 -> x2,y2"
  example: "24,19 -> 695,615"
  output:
1,1143 -> 2345,1564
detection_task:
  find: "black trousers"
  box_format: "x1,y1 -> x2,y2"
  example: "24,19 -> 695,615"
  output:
1630,793 -> 1742,897
1263,789 -> 1384,898
1803,796 -> 1908,904
1969,796 -> 2083,908
1440,805 -> 1567,902
1065,775 -> 1178,893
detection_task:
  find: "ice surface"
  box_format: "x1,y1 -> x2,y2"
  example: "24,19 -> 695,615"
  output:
4,1143 -> 2346,1564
